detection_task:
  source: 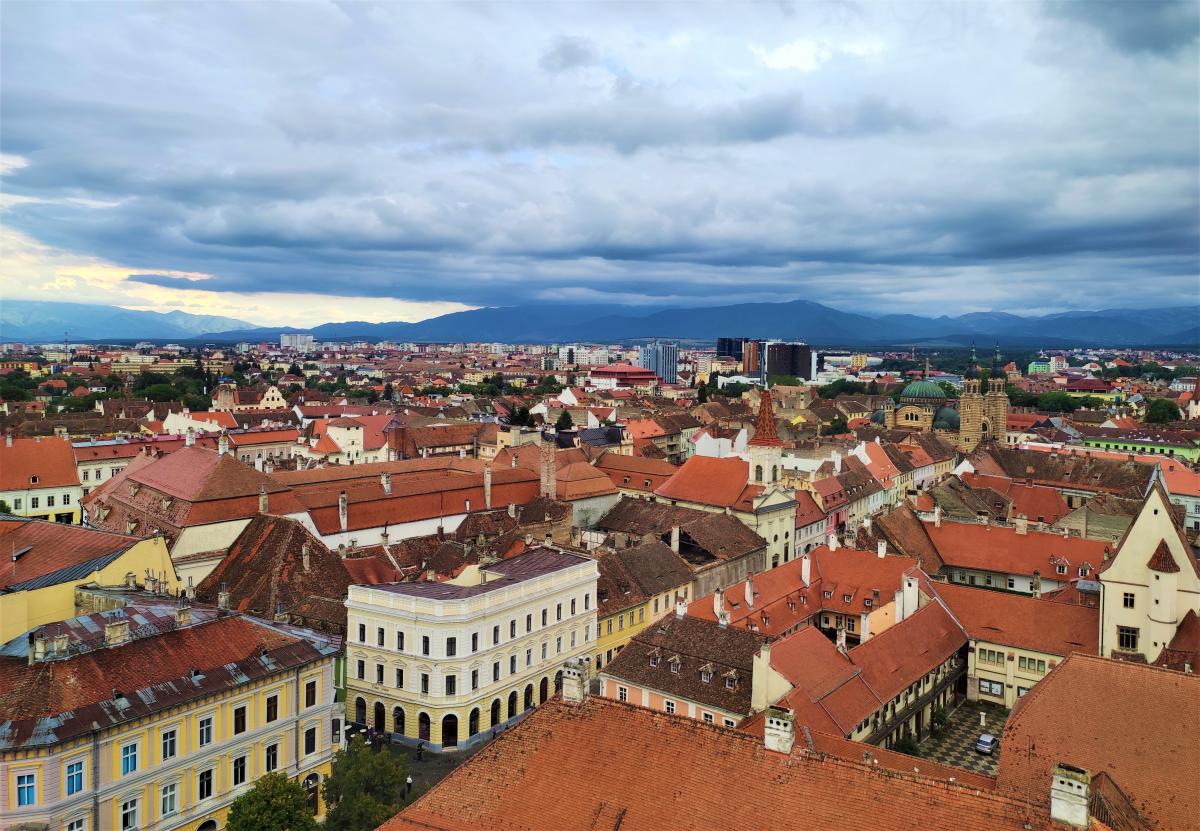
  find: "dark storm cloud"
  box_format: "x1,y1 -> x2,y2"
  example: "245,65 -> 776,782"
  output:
1044,0 -> 1199,55
1,1 -> 1197,316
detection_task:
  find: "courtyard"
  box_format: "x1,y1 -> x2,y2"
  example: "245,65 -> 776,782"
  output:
918,701 -> 1010,777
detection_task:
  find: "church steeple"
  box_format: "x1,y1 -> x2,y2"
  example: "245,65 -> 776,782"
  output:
749,389 -> 783,447
965,342 -> 980,380
747,389 -> 783,487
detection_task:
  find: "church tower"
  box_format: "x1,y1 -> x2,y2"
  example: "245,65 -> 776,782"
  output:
958,344 -> 984,452
747,389 -> 784,486
986,344 -> 1009,445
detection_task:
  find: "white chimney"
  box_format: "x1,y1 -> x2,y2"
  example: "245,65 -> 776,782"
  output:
744,573 -> 755,609
5,433 -> 12,448
900,574 -> 918,621
1050,764 -> 1091,828
831,450 -> 842,474
218,431 -> 229,456
827,532 -> 839,551
483,463 -> 492,509
801,553 -> 811,586
763,706 -> 795,754
877,540 -> 887,559
1015,516 -> 1028,536
675,597 -> 687,618
105,618 -> 131,647
381,472 -> 392,495
934,506 -> 942,528
185,427 -> 195,447
669,525 -> 680,554
258,486 -> 268,514
175,605 -> 192,628
218,588 -> 230,611
561,658 -> 587,704
836,625 -> 847,654
713,586 -> 725,618
338,491 -> 348,532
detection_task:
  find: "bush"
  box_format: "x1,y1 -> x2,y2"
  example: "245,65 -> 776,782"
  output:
891,735 -> 921,757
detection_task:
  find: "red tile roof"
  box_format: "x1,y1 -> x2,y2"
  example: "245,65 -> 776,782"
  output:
382,696 -> 1063,831
654,455 -> 762,511
748,390 -> 783,447
961,473 -> 1071,524
0,436 -> 80,490
997,654 -> 1199,831
0,518 -> 140,591
931,582 -> 1099,656
1145,539 -> 1181,573
924,521 -> 1110,579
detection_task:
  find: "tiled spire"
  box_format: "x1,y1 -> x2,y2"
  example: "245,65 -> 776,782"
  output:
748,390 -> 783,447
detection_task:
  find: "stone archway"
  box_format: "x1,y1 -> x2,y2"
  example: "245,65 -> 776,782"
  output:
354,697 -> 366,725
373,701 -> 385,732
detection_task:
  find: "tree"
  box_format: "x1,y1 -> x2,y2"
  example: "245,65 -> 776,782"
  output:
322,737 -> 407,831
1145,398 -> 1182,424
383,382 -> 394,401
509,407 -> 532,427
697,384 -> 709,404
1036,391 -> 1078,413
141,383 -> 181,402
555,410 -> 574,431
226,772 -> 318,831
891,735 -> 921,757
0,499 -> 12,514
866,379 -> 879,395
288,362 -> 302,376
821,417 -> 849,436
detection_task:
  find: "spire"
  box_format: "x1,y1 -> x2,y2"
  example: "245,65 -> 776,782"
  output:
965,342 -> 980,380
923,356 -> 930,379
748,389 -> 783,447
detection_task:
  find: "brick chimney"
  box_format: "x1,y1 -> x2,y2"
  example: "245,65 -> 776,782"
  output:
105,618 -> 131,647
218,585 -> 230,611
764,705 -> 795,754
28,631 -> 47,665
561,657 -> 587,704
713,586 -> 725,619
1050,764 -> 1090,828
218,430 -> 229,456
934,505 -> 942,528
175,604 -> 192,628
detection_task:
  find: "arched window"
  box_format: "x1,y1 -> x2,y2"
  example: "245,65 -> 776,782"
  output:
524,683 -> 534,711
303,774 -> 320,814
539,677 -> 549,703
354,697 -> 366,725
755,464 -> 763,482
441,714 -> 458,748
554,670 -> 563,692
393,706 -> 405,736
418,712 -> 431,741
468,708 -> 480,737
507,691 -> 518,719
491,698 -> 502,727
374,701 -> 385,732
771,466 -> 778,482
199,822 -> 219,831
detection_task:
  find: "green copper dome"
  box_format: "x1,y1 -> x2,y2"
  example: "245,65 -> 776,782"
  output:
933,406 -> 960,430
900,379 -> 947,404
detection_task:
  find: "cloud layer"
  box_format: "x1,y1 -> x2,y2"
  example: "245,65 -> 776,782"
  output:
1,1 -> 1197,323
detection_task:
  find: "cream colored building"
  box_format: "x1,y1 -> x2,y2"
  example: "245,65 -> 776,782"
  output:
1099,482 -> 1200,663
0,605 -> 340,831
345,547 -> 598,752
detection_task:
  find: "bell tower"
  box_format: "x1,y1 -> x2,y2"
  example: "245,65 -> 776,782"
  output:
747,389 -> 784,485
958,343 -> 984,452
985,343 -> 1009,445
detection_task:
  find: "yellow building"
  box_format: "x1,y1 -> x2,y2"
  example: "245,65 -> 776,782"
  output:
1,435 -> 83,524
345,546 -> 598,751
592,542 -> 694,671
0,518 -> 180,643
0,605 -> 341,831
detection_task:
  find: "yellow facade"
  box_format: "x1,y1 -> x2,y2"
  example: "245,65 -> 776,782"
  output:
1,483 -> 83,525
967,639 -> 1058,708
0,536 -> 180,643
1,657 -> 338,831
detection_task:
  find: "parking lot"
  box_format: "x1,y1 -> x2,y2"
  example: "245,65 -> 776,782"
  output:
918,701 -> 1008,777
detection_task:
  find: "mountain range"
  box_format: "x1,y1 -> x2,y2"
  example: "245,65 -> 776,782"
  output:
2,299 -> 1197,347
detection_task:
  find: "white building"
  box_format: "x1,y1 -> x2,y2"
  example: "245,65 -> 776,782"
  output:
344,547 -> 599,752
281,333 -> 315,350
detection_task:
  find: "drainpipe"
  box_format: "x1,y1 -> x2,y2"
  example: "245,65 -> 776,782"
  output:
91,729 -> 101,831
295,666 -> 303,776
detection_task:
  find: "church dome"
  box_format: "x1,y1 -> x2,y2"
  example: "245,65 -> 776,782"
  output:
871,408 -> 886,425
899,379 -> 946,406
932,406 -> 960,430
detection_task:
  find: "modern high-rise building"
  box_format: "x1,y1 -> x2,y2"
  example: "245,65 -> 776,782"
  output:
762,341 -> 816,381
280,333 -> 315,350
636,340 -> 679,384
716,337 -> 746,361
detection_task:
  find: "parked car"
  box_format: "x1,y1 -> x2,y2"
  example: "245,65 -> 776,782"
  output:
975,733 -> 999,755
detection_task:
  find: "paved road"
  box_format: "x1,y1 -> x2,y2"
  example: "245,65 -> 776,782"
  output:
919,701 -> 1008,777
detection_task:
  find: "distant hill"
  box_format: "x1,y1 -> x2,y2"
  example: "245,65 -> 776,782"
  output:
3,298 -> 1195,347
1,301 -> 254,342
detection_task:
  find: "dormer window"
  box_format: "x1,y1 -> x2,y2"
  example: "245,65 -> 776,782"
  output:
1056,564 -> 1067,575
1078,565 -> 1090,577
669,660 -> 680,674
843,594 -> 852,603
30,475 -> 38,485
823,591 -> 832,599
701,670 -> 713,683
724,676 -> 736,690
649,656 -> 659,667
864,598 -> 873,607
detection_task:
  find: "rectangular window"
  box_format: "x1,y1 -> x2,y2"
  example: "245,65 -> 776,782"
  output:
585,624 -> 590,642
571,631 -> 577,647
304,727 -> 317,755
571,598 -> 577,615
421,673 -> 430,695
305,680 -> 317,708
665,700 -> 676,714
1118,626 -> 1139,652
30,497 -> 39,509
233,755 -> 246,786
703,713 -> 714,724
556,636 -> 563,654
376,664 -> 384,684
68,820 -> 86,831
265,743 -> 278,772
607,619 -> 613,635
978,679 -> 1003,697
395,667 -> 404,688
446,675 -> 457,695
16,773 -> 35,806
724,718 -> 736,728
618,686 -> 628,702
121,798 -> 138,830
471,632 -> 479,652
541,642 -> 548,661
493,625 -> 500,645
526,614 -> 533,632
618,614 -> 625,631
509,655 -> 517,674
510,620 -> 517,638
121,742 -> 138,775
358,623 -> 366,642
471,669 -> 479,690
199,716 -> 213,747
162,728 -> 177,760
1123,592 -> 1135,609
357,659 -> 365,680
266,694 -> 279,723
446,637 -> 457,657
422,636 -> 430,656
47,495 -> 55,507
526,648 -> 532,666
161,782 -> 177,816
199,769 -> 213,801
397,630 -> 405,651
493,662 -> 500,682
1007,578 -> 1015,590
541,609 -> 547,626
556,603 -> 563,621
233,705 -> 247,734
63,494 -> 71,505
585,593 -> 590,610
377,627 -> 385,646
66,760 -> 84,795
1019,656 -> 1027,670
1036,660 -> 1046,673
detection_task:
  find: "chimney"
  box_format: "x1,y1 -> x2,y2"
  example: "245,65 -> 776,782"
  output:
175,604 -> 192,628
510,454 -> 517,469
274,602 -> 289,623
763,706 -> 795,754
827,531 -> 839,551
185,427 -> 195,447
301,542 -> 311,572
264,458 -> 274,475
934,506 -> 943,528
218,431 -> 229,456
254,456 -> 264,472
1050,764 -> 1091,828
507,502 -> 516,518
836,625 -> 847,654
380,524 -> 390,545
539,442 -> 557,499
483,463 -> 492,509
801,553 -> 811,585
54,632 -> 69,656
877,540 -> 887,559
669,525 -> 680,554
338,491 -> 348,532
5,433 -> 11,448
381,472 -> 392,495
832,451 -> 842,474
744,573 -> 755,609
186,575 -> 195,600
1031,570 -> 1042,599
28,632 -> 47,665
713,586 -> 725,619
675,597 -> 687,618
125,571 -> 137,590
217,586 -> 230,610
105,618 -> 131,647
901,574 -> 918,621
1015,516 -> 1028,535
718,610 -> 730,628
338,542 -> 347,558
258,486 -> 268,514
561,658 -> 587,704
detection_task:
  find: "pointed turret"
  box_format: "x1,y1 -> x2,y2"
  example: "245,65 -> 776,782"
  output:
748,390 -> 783,447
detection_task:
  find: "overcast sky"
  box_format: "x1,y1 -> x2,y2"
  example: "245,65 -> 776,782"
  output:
2,1 -> 1197,327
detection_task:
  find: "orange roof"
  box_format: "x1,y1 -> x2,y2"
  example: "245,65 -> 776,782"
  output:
190,411 -> 239,429
998,655 -> 1199,831
383,696 -> 1066,831
961,473 -> 1071,523
0,518 -> 140,591
924,521 -> 1110,579
0,436 -> 80,490
654,455 -> 761,511
931,582 -> 1098,656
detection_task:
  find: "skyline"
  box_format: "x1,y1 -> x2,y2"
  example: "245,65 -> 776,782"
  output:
2,1 -> 1199,327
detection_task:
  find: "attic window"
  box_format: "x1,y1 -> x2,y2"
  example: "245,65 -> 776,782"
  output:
864,598 -> 873,608
649,656 -> 659,667
669,659 -> 681,674
843,594 -> 852,603
725,677 -> 736,690
129,482 -> 140,497
29,475 -> 38,485
1056,564 -> 1067,575
1078,565 -> 1090,577
701,670 -> 713,683
823,591 -> 832,599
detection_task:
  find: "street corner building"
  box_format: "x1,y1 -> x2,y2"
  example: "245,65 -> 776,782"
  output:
0,603 -> 341,831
